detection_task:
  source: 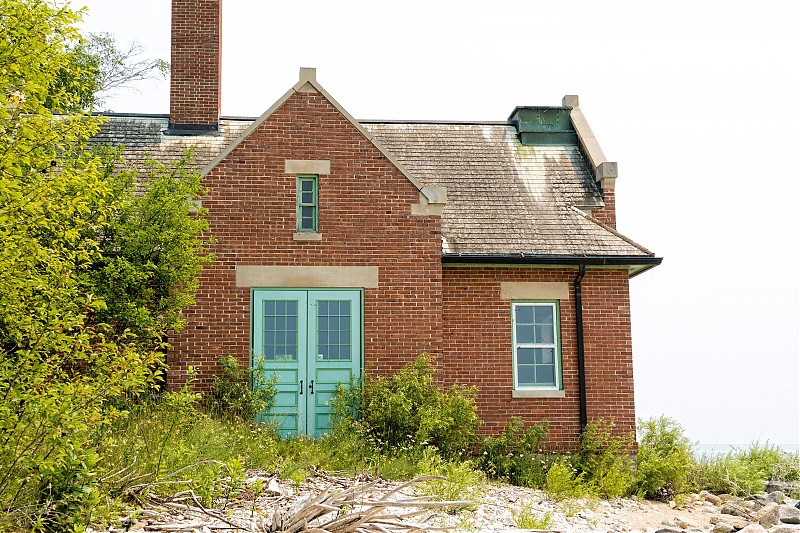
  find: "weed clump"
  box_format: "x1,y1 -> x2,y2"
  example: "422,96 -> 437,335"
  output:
636,416 -> 695,500
206,356 -> 277,422
579,418 -> 636,498
339,354 -> 480,459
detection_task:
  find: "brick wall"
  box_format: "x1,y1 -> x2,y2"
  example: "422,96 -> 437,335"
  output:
170,0 -> 221,127
440,266 -> 635,451
168,90 -> 443,389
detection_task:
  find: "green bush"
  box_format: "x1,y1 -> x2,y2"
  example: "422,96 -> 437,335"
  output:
206,356 -> 278,422
545,458 -> 588,500
636,416 -> 695,499
579,418 -> 636,498
478,417 -> 550,487
692,443 -> 800,496
360,354 -> 480,458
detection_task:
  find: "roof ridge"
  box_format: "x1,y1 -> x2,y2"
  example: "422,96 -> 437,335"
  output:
569,206 -> 654,256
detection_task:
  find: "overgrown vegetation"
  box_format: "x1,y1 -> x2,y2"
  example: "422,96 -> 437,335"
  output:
636,416 -> 695,499
692,443 -> 800,496
207,356 -> 278,421
334,354 -> 481,459
0,1 -> 207,530
477,417 -> 549,487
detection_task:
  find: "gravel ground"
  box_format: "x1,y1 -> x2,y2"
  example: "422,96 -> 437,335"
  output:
94,473 -> 799,533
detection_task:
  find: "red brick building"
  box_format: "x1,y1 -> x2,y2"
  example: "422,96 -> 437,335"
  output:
95,0 -> 660,449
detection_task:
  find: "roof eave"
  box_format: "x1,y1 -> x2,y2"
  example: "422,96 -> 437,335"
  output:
441,253 -> 663,278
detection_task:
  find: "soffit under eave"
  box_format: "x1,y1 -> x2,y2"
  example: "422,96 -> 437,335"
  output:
199,70 -> 433,202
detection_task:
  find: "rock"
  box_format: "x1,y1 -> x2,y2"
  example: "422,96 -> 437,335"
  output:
738,525 -> 769,533
713,523 -> 735,533
767,482 -> 800,494
747,500 -> 766,511
676,517 -> 696,529
655,529 -> 684,533
768,492 -> 787,505
662,519 -> 678,527
780,505 -> 800,524
712,515 -> 751,529
722,502 -> 752,518
769,526 -> 800,533
669,500 -> 677,509
757,504 -> 782,528
702,492 -> 724,506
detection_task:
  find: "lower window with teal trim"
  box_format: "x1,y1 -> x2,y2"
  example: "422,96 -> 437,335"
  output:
512,301 -> 561,390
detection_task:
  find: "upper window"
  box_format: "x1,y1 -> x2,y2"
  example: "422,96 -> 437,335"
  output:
512,302 -> 561,389
297,175 -> 318,232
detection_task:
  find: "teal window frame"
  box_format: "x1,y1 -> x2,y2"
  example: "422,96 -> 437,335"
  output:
297,175 -> 318,232
511,300 -> 562,390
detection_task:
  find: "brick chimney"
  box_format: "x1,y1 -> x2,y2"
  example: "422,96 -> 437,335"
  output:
168,0 -> 221,134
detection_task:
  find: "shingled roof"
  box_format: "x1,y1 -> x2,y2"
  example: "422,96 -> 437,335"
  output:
91,112 -> 655,267
362,121 -> 651,259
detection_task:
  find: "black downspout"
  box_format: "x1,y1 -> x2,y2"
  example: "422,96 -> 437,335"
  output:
574,264 -> 588,432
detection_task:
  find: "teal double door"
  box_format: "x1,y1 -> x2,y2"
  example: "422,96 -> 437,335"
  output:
251,289 -> 362,437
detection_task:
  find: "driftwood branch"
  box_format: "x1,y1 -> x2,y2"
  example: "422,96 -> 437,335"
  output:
138,476 -> 470,533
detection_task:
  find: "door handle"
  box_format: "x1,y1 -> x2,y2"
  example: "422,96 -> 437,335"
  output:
309,380 -> 314,394
299,380 -> 303,395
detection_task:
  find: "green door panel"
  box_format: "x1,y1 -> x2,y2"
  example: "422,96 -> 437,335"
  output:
252,289 -> 361,437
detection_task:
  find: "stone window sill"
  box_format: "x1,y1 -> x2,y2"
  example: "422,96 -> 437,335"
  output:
512,389 -> 565,399
293,232 -> 322,242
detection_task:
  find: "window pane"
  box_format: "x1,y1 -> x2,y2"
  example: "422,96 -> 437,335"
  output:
535,365 -> 555,386
318,331 -> 329,345
535,348 -> 555,365
515,305 -> 534,324
516,323 -> 535,344
262,299 -> 298,361
517,347 -> 536,365
301,192 -> 314,204
328,345 -> 340,360
301,206 -> 315,218
535,305 -> 554,324
301,180 -> 314,192
518,365 -> 535,385
318,301 -> 328,315
340,344 -> 351,359
535,324 -> 554,344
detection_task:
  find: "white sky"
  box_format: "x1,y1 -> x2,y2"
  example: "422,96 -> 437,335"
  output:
72,0 -> 800,450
